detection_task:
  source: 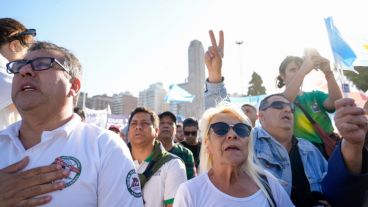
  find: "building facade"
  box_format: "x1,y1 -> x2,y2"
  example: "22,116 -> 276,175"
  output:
175,40 -> 205,120
138,82 -> 169,114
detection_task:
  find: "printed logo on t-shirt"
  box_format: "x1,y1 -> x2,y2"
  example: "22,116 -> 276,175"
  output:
52,156 -> 82,188
126,169 -> 142,198
311,102 -> 321,113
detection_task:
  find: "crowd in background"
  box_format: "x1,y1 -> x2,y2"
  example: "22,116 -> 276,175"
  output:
0,18 -> 367,207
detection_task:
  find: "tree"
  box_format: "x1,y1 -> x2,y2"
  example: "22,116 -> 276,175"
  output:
343,66 -> 368,92
246,72 -> 266,96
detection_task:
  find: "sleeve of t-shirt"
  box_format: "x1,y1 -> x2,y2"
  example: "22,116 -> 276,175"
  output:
164,159 -> 188,205
185,150 -> 196,179
313,90 -> 335,113
97,132 -> 144,207
173,183 -> 192,207
267,174 -> 295,207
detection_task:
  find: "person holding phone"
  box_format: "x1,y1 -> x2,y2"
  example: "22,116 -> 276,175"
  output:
276,50 -> 342,157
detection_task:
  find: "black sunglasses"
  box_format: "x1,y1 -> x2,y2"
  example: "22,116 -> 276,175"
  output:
6,57 -> 69,74
10,29 -> 36,46
209,122 -> 251,138
259,101 -> 295,112
15,29 -> 37,37
184,131 -> 197,136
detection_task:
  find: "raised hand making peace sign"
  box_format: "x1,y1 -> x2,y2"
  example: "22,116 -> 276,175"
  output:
205,30 -> 224,83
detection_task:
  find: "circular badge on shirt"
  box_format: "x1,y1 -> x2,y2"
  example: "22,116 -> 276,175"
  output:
52,156 -> 82,187
126,169 -> 142,198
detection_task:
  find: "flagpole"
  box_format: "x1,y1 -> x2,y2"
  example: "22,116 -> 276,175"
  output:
324,16 -> 356,99
333,59 -> 350,98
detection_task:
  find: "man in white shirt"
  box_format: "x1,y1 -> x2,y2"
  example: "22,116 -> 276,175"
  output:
0,41 -> 143,206
128,107 -> 187,207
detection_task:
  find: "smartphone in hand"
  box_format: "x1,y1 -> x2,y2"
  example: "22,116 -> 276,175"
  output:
304,48 -> 321,70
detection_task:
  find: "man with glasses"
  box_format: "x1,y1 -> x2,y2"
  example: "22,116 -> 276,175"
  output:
181,117 -> 201,169
254,94 -> 329,206
0,42 -> 143,206
128,107 -> 186,207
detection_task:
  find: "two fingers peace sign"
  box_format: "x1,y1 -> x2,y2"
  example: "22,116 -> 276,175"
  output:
205,30 -> 224,83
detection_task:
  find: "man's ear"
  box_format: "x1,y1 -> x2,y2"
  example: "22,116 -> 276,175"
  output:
68,77 -> 81,97
258,111 -> 265,122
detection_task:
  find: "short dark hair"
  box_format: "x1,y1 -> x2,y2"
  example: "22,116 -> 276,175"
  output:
259,93 -> 288,111
73,107 -> 85,121
159,111 -> 177,125
128,107 -> 159,128
183,117 -> 198,129
176,123 -> 183,128
241,103 -> 257,111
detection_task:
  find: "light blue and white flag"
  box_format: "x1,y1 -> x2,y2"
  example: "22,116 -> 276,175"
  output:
164,84 -> 194,103
324,16 -> 357,72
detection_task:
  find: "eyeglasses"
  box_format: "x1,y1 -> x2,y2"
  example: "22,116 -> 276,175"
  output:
259,101 -> 295,112
209,122 -> 251,138
184,131 -> 197,136
6,57 -> 69,74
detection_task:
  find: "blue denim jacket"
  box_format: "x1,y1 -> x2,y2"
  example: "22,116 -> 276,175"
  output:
253,127 -> 328,195
204,78 -> 229,110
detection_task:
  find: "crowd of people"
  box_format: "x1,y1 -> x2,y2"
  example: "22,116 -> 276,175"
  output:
0,18 -> 367,207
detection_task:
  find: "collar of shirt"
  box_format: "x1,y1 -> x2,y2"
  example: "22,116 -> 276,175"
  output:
0,114 -> 81,151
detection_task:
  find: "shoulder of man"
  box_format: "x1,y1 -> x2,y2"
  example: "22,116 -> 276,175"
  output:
176,143 -> 194,155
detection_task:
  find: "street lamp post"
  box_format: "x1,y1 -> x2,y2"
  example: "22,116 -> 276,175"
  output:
236,41 -> 245,95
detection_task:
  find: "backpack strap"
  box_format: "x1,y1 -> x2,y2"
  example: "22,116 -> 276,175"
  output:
259,173 -> 277,207
138,141 -> 178,188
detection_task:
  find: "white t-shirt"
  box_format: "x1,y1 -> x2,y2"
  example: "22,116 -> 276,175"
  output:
0,54 -> 20,129
134,155 -> 187,207
173,173 -> 294,207
0,114 -> 144,207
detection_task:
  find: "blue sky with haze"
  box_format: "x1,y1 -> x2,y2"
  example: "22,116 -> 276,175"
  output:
3,0 -> 367,96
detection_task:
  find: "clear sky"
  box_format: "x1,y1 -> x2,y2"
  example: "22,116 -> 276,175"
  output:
3,0 -> 368,97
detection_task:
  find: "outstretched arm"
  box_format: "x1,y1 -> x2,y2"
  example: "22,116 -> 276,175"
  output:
283,49 -> 317,101
204,30 -> 229,109
334,98 -> 367,173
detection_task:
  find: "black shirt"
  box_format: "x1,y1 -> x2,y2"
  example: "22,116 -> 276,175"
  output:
181,142 -> 201,168
289,137 -> 311,207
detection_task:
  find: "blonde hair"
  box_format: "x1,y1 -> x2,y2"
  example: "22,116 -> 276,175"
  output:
198,102 -> 275,207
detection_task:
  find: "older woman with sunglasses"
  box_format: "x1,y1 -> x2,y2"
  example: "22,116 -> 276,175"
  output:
0,18 -> 36,129
173,103 -> 293,207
